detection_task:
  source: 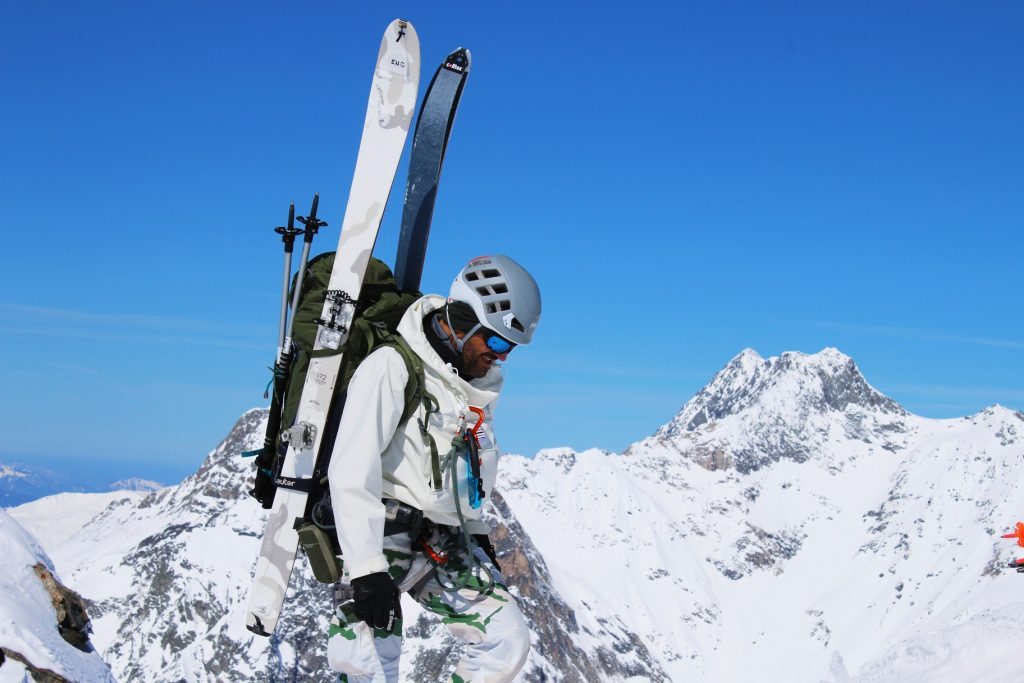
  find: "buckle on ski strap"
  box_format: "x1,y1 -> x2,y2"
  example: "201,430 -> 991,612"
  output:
281,422 -> 317,450
315,289 -> 358,350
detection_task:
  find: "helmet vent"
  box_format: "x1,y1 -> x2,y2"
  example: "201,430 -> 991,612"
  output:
474,283 -> 508,296
473,282 -> 508,295
509,318 -> 525,333
485,300 -> 512,313
481,269 -> 501,278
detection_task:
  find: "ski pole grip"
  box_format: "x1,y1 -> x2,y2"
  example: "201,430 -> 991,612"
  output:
275,202 -> 300,251
298,193 -> 326,243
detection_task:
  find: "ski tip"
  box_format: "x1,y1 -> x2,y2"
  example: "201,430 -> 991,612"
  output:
390,18 -> 418,43
444,48 -> 471,74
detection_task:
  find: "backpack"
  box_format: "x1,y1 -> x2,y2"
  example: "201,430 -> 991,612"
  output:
246,255 -> 428,514
288,255 -> 441,583
281,253 -> 427,436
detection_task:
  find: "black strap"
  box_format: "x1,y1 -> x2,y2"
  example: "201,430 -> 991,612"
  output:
382,499 -> 426,539
273,476 -> 319,494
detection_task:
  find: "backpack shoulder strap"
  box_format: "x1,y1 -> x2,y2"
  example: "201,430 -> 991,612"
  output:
381,332 -> 444,491
379,331 -> 429,425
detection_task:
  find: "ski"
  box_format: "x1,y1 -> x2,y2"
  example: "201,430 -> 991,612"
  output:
394,47 -> 471,293
245,18 -> 420,637
292,46 -> 476,567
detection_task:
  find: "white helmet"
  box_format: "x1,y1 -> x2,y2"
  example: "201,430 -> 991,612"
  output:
449,255 -> 541,346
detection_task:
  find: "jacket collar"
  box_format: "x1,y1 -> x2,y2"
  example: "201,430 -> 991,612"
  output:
397,295 -> 503,406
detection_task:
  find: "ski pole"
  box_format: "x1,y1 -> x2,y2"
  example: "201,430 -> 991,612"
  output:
274,203 -> 301,364
287,192 -> 327,351
248,196 -> 326,509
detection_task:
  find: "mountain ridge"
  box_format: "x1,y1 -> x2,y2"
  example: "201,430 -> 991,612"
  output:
7,348 -> 1024,681
661,347 -> 903,436
1,464 -> 166,507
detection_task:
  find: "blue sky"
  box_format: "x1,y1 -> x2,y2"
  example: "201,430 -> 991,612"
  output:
1,2 -> 1021,485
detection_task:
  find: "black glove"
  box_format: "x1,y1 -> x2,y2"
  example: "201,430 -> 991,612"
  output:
473,534 -> 501,572
351,572 -> 401,631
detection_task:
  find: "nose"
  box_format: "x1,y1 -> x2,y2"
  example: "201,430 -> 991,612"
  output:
495,350 -> 510,361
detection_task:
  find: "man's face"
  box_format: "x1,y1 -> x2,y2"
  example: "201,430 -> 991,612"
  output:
462,332 -> 510,379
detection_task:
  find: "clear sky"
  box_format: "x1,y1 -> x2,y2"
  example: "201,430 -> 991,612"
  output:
1,2 -> 1021,484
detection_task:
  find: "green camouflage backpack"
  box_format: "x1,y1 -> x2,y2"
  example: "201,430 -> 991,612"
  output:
247,255 -> 428,508
280,254 -> 427,435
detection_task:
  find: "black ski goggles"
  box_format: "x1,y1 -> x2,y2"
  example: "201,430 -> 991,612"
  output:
482,330 -> 516,355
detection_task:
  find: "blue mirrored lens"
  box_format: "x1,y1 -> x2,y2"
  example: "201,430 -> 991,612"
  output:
485,333 -> 514,354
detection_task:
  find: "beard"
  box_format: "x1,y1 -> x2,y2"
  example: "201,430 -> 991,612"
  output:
463,346 -> 500,379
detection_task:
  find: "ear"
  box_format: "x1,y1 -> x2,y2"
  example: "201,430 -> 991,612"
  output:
438,317 -> 466,344
437,317 -> 465,340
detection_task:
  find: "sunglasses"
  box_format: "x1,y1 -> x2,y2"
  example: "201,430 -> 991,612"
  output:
482,330 -> 516,355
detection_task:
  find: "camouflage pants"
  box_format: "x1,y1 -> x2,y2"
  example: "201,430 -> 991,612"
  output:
327,527 -> 530,683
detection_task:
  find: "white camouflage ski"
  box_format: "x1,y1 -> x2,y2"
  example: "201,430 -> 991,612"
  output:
245,18 -> 420,637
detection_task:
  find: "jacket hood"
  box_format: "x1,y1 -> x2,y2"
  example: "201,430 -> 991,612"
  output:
397,295 -> 503,407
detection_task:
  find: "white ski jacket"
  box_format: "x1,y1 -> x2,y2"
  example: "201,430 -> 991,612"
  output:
328,295 -> 503,580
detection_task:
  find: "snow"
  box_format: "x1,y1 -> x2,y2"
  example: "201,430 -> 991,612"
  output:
840,603 -> 1024,682
0,509 -> 114,681
0,656 -> 30,682
108,478 -> 165,492
498,348 -> 1024,681
7,490 -> 149,550
5,347 -> 1023,681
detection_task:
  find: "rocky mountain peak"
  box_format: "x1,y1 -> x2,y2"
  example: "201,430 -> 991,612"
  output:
661,347 -> 903,437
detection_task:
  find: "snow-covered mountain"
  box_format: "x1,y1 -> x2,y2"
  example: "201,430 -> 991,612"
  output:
9,347 -> 1024,681
108,478 -> 165,492
0,509 -> 114,681
34,411 -> 639,681
0,464 -> 77,507
500,348 -> 1024,680
0,464 -> 164,507
8,491 -> 150,549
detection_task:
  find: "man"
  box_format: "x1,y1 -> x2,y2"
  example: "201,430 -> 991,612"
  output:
326,254 -> 541,683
